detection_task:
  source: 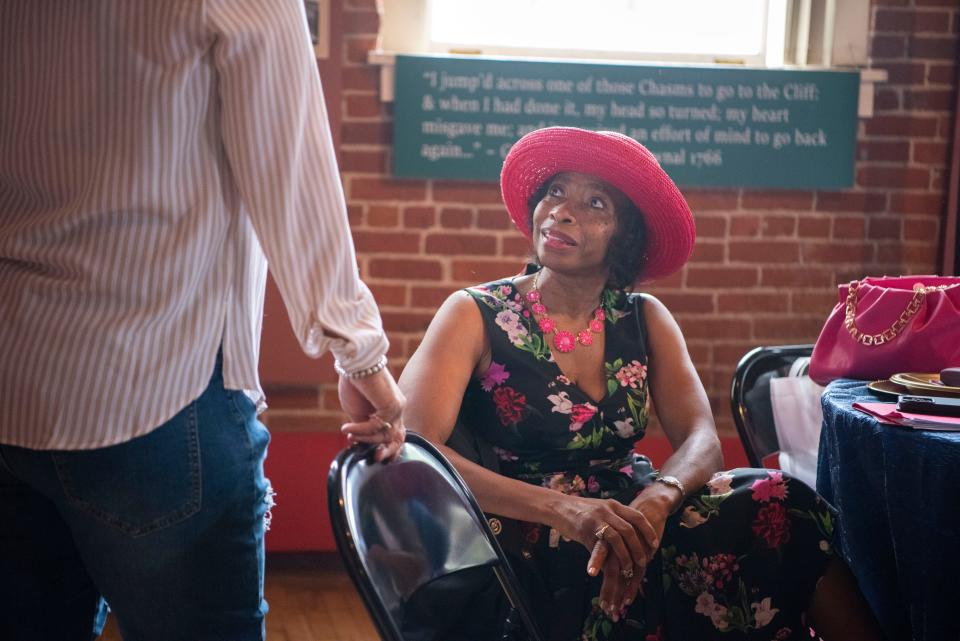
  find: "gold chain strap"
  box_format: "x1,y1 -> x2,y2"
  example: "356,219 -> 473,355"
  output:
844,280 -> 959,346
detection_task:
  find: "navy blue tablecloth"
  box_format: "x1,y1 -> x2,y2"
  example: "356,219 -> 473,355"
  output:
817,379 -> 960,641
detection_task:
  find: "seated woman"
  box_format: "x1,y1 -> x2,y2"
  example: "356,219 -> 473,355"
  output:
396,127 -> 881,641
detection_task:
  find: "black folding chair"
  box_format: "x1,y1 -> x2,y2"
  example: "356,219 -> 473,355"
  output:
328,432 -> 543,641
730,344 -> 814,467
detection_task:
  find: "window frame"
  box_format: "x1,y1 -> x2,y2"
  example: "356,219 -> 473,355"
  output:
370,0 -> 884,116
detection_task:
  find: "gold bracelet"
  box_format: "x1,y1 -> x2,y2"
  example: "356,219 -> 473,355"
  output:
654,473 -> 685,513
334,355 -> 388,379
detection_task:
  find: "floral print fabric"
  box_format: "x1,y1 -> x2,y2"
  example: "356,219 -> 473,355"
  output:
459,279 -> 649,483
454,275 -> 838,641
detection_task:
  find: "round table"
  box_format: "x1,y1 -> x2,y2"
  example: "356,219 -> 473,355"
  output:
817,379 -> 960,641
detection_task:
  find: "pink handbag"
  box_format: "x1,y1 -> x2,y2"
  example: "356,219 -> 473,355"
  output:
809,275 -> 960,385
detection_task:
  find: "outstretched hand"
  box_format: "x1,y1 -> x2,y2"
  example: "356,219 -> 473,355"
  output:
339,367 -> 406,462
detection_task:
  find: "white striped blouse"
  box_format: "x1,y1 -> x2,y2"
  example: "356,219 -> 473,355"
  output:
0,0 -> 388,449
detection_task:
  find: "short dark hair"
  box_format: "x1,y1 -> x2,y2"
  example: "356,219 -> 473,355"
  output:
526,177 -> 647,290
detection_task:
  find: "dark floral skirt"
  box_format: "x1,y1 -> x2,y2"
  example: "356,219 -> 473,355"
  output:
475,467 -> 836,641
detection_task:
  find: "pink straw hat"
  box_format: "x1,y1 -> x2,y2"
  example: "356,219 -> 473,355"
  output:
500,126 -> 696,283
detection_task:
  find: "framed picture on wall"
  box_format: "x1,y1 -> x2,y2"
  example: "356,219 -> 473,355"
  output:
303,0 -> 330,59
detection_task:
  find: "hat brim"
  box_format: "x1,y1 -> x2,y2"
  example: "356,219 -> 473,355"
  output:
500,127 -> 696,283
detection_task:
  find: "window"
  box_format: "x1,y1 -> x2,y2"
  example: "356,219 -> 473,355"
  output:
377,0 -> 869,68
372,0 -> 881,115
429,0 -> 781,66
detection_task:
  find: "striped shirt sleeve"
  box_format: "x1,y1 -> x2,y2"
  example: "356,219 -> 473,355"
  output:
208,0 -> 388,371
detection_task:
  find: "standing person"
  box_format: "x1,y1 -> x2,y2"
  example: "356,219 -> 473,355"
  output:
0,2 -> 404,640
398,127 -> 883,640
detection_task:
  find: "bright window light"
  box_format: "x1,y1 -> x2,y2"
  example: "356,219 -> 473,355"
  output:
430,0 -> 769,58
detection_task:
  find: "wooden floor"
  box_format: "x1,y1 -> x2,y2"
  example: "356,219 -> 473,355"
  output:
99,553 -> 379,641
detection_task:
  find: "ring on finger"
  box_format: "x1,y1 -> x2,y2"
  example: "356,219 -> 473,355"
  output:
594,523 -> 611,540
620,567 -> 634,580
373,415 -> 392,433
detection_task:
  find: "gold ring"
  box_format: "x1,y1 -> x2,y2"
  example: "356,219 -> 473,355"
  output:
621,567 -> 634,580
374,416 -> 392,433
594,523 -> 611,540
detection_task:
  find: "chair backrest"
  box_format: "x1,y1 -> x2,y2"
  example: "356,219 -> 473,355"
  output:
730,344 -> 814,467
328,432 -> 542,641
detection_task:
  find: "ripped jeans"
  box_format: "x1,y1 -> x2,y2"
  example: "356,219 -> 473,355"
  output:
0,355 -> 272,641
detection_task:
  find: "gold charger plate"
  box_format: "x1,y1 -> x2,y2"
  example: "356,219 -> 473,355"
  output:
867,379 -> 908,398
889,372 -> 960,397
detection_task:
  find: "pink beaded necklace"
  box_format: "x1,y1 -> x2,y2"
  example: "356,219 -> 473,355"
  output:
525,271 -> 605,353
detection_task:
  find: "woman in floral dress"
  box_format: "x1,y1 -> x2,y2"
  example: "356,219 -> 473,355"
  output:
396,127 -> 881,641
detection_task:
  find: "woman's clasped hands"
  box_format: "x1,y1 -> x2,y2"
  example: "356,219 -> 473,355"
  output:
553,491 -> 670,622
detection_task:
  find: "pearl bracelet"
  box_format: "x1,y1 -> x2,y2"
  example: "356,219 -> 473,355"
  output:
334,355 -> 388,379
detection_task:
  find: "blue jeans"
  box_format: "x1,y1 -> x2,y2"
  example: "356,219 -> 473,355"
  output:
0,357 -> 272,641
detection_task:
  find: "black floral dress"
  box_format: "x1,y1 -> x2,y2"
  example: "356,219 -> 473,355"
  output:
454,275 -> 836,641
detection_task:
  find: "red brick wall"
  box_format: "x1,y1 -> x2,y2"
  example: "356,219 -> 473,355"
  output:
261,0 -> 956,551
262,0 -> 957,439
